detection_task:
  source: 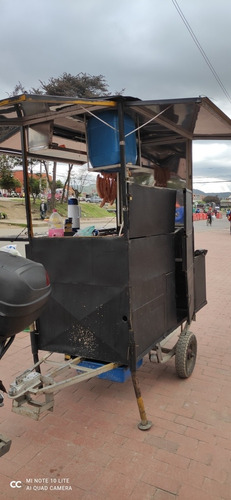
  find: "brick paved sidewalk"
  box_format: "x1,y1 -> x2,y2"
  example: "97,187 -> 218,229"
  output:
0,219 -> 231,499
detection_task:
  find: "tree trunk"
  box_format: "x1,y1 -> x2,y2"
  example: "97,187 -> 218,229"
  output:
50,162 -> 57,211
61,163 -> 73,203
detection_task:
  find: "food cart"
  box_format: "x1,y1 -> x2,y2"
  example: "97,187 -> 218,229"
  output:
0,94 -> 231,430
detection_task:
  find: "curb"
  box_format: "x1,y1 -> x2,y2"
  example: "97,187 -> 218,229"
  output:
0,217 -> 116,228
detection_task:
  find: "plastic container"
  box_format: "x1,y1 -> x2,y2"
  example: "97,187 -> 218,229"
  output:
64,217 -> 73,236
87,110 -> 137,169
78,359 -> 143,383
68,198 -> 80,232
48,209 -> 64,237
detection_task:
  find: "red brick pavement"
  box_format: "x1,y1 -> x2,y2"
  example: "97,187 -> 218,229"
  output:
0,217 -> 231,499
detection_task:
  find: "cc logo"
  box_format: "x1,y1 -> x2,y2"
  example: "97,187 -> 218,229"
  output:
10,481 -> 22,488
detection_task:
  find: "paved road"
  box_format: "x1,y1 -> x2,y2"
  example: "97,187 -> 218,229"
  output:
0,214 -> 229,257
1,213 -> 231,498
193,214 -> 230,233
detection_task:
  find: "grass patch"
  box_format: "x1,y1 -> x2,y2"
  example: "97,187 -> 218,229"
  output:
3,223 -> 27,227
47,201 -> 112,219
0,197 -> 114,221
80,202 -> 112,218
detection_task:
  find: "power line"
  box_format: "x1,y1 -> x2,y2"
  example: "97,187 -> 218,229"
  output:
194,179 -> 231,183
172,0 -> 231,104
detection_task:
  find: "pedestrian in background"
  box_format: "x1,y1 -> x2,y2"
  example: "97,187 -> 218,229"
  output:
40,200 -> 47,220
228,212 -> 231,234
207,210 -> 212,226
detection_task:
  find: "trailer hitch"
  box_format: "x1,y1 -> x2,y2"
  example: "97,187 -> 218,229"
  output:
0,434 -> 11,457
0,393 -> 11,457
8,353 -> 119,421
0,377 -> 11,457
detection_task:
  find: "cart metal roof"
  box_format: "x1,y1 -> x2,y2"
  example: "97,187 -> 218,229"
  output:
0,94 -> 231,165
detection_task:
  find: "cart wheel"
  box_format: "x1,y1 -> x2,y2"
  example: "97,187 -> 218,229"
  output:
175,330 -> 197,378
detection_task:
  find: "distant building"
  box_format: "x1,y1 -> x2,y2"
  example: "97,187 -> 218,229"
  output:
13,170 -> 51,195
193,193 -> 206,202
220,196 -> 231,209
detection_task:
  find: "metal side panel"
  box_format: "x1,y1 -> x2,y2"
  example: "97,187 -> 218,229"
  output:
184,189 -> 195,322
129,234 -> 177,357
26,237 -> 130,364
194,253 -> 207,312
128,184 -> 176,238
185,231 -> 194,321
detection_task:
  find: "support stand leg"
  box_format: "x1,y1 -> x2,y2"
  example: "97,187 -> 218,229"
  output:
30,327 -> 40,374
131,372 -> 152,430
129,339 -> 152,430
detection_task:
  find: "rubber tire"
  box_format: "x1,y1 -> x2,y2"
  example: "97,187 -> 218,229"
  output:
175,330 -> 197,378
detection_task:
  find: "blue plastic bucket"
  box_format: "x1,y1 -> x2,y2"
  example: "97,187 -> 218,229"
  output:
87,110 -> 137,169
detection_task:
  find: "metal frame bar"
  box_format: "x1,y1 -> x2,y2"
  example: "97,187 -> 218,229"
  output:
9,354 -> 118,397
20,125 -> 33,240
9,354 -> 119,420
149,323 -> 188,364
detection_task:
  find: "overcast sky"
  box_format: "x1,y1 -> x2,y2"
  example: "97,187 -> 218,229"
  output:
1,0 -> 231,192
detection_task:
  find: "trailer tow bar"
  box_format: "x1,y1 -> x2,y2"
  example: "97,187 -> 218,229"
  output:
8,353 -> 119,421
8,352 -> 152,430
0,434 -> 11,457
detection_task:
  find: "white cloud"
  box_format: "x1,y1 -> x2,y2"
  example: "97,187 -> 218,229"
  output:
193,178 -> 231,194
193,142 -> 231,190
193,143 -> 230,162
1,0 -> 231,189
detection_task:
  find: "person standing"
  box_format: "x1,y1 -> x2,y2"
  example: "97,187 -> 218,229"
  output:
207,210 -> 212,226
228,212 -> 231,234
40,200 -> 47,220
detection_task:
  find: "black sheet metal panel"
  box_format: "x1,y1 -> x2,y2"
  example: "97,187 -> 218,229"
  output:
127,183 -> 178,357
128,184 -> 176,238
194,254 -> 207,313
174,228 -> 188,321
26,230 -> 178,363
25,181 -> 179,365
26,237 -> 130,364
173,189 -> 195,322
185,189 -> 195,321
129,234 -> 177,357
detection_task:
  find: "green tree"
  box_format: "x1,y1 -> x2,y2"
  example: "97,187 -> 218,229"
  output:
37,72 -> 109,98
28,174 -> 47,203
12,72 -> 114,207
13,72 -> 110,98
29,177 -> 40,202
56,179 -> 63,189
0,154 -> 21,193
203,195 -> 220,206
